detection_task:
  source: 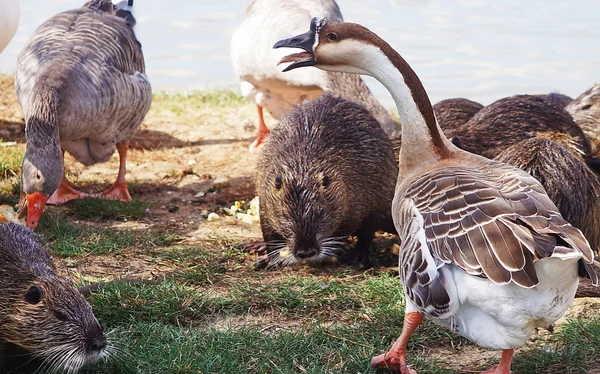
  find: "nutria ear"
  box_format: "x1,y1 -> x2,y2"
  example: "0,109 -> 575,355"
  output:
25,285 -> 43,305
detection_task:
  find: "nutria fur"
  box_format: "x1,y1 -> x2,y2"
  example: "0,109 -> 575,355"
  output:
255,94 -> 398,268
534,92 -> 573,109
566,84 -> 600,156
433,98 -> 483,140
452,95 -> 591,160
496,136 -> 600,256
0,223 -> 107,373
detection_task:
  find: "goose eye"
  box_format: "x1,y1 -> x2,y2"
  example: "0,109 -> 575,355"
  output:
25,285 -> 43,305
275,176 -> 283,190
327,32 -> 338,41
581,104 -> 592,110
35,172 -> 42,180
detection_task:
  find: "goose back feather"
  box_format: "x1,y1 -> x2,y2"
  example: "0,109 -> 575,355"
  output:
16,1 -> 151,166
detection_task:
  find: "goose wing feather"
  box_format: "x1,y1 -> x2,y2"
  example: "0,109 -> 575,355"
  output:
395,161 -> 597,317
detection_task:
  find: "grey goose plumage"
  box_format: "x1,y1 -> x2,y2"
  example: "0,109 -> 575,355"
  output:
275,18 -> 597,374
16,0 -> 151,228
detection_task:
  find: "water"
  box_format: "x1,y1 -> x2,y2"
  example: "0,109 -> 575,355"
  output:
1,0 -> 599,106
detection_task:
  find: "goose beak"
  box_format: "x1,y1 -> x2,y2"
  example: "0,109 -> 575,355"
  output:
21,192 -> 49,229
274,18 -> 321,72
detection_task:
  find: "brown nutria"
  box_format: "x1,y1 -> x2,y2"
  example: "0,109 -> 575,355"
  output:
433,98 -> 483,140
0,223 -> 108,373
451,95 -> 591,160
254,93 -> 398,268
495,135 -> 600,256
566,84 -> 600,156
534,92 -> 573,109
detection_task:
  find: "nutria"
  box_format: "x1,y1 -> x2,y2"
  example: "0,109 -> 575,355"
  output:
0,223 -> 107,373
534,92 -> 573,109
254,93 -> 397,268
451,94 -> 591,160
495,135 -> 600,256
432,97 -> 483,140
566,84 -> 600,156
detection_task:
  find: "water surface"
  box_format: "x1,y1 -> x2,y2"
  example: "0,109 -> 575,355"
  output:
1,0 -> 598,106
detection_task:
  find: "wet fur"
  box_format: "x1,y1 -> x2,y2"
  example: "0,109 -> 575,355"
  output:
0,223 -> 107,373
433,98 -> 483,140
256,94 -> 398,267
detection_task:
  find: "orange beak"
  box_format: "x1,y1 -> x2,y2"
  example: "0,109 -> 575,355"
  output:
22,192 -> 49,229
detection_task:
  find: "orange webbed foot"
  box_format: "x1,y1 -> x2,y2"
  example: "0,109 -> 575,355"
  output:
46,182 -> 89,206
98,182 -> 132,202
371,352 -> 417,373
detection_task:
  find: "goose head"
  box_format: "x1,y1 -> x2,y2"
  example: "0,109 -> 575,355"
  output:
19,145 -> 63,229
274,17 -> 384,76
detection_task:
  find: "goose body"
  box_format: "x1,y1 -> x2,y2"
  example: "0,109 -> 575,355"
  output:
231,0 -> 395,150
0,0 -> 19,54
275,18 -> 597,374
16,0 -> 151,228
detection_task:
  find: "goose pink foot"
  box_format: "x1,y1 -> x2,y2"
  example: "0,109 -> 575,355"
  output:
98,142 -> 132,201
371,312 -> 423,374
480,349 -> 515,374
249,105 -> 270,152
47,176 -> 88,205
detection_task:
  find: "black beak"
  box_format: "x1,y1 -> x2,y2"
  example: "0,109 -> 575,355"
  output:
273,17 -> 322,72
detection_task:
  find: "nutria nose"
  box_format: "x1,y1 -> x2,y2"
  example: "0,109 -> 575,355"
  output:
296,248 -> 318,259
86,335 -> 107,352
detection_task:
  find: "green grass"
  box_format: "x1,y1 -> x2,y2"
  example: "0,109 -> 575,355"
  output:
36,211 -> 181,256
152,90 -> 247,117
0,142 -> 22,195
70,197 -> 149,221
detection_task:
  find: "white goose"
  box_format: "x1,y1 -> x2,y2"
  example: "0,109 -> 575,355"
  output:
275,18 -> 598,374
231,0 -> 395,151
0,0 -> 20,54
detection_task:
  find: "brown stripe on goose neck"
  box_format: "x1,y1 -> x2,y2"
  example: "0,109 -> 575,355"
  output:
338,23 -> 450,156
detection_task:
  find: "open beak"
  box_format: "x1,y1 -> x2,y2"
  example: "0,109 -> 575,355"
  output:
273,17 -> 321,72
18,192 -> 49,229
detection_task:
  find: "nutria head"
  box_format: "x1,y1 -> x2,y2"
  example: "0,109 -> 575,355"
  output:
0,224 -> 107,372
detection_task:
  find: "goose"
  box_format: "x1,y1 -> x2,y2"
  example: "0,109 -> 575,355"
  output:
15,0 -> 151,229
432,98 -> 483,141
0,0 -> 20,54
230,0 -> 396,151
275,18 -> 597,374
566,84 -> 600,157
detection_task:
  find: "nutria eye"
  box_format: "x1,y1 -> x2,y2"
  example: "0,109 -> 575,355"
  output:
54,311 -> 69,321
321,173 -> 330,188
25,285 -> 43,305
275,176 -> 283,190
581,104 -> 592,110
327,32 -> 338,41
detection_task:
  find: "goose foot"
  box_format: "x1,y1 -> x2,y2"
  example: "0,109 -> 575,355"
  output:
371,312 -> 423,374
249,104 -> 270,152
47,177 -> 88,205
99,182 -> 132,202
480,349 -> 514,374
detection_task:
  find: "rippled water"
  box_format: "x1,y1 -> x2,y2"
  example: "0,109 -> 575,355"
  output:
1,0 -> 599,106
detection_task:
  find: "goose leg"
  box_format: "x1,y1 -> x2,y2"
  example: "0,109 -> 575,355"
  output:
99,142 -> 132,201
371,312 -> 423,374
249,105 -> 270,152
480,349 -> 514,374
47,151 -> 88,205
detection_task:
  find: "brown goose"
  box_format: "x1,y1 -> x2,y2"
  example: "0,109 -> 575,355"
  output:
231,0 -> 396,151
15,0 -> 151,229
275,18 -> 597,374
432,98 -> 483,140
566,84 -> 600,157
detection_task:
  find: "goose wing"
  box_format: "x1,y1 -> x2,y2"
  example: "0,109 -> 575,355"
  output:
395,162 -> 597,317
